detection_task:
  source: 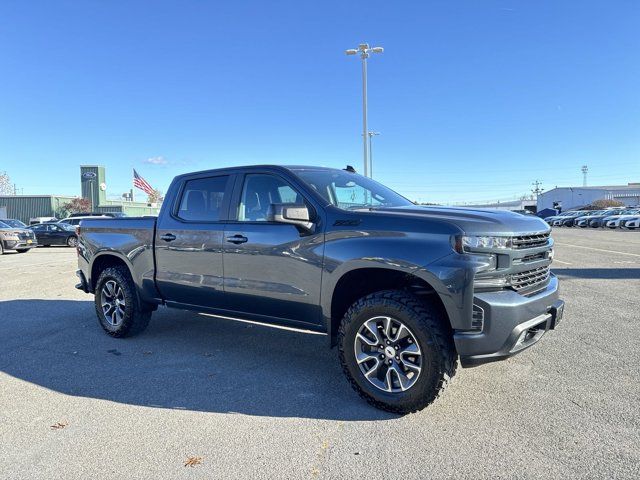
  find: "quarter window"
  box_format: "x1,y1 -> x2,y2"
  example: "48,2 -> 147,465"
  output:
177,176 -> 229,222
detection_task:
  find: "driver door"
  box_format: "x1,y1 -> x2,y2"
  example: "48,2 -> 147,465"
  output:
222,172 -> 325,327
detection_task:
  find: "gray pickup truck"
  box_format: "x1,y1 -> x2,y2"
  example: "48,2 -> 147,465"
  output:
76,165 -> 564,413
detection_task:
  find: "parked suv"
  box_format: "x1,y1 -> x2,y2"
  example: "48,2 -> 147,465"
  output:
0,220 -> 37,254
75,165 -> 564,413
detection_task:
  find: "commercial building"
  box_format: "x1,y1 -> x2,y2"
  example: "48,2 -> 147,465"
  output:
457,199 -> 537,213
0,165 -> 160,224
0,195 -> 76,223
537,184 -> 640,211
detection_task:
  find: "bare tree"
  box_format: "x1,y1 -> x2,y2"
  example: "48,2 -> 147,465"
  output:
62,197 -> 92,214
590,199 -> 625,209
0,171 -> 14,195
147,189 -> 163,205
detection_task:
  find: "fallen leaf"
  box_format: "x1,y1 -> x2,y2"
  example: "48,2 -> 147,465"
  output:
50,421 -> 68,430
184,456 -> 203,467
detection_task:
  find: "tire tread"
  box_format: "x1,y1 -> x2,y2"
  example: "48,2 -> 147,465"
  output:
338,289 -> 457,414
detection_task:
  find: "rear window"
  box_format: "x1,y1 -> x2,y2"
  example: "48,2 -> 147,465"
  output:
177,175 -> 229,222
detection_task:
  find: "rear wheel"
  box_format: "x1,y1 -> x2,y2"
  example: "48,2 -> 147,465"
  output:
66,236 -> 78,247
16,249 -> 30,253
94,266 -> 152,337
338,290 -> 457,414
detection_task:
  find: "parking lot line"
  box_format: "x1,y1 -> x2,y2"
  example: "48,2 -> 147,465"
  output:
555,243 -> 640,258
552,259 -> 572,265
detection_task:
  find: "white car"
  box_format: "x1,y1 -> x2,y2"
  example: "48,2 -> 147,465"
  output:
574,210 -> 607,227
29,216 -> 57,225
605,210 -> 640,228
58,215 -> 110,226
621,217 -> 640,230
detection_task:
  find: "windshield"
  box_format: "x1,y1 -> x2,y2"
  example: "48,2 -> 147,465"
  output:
60,223 -> 76,231
0,220 -> 9,228
294,169 -> 413,210
2,219 -> 26,228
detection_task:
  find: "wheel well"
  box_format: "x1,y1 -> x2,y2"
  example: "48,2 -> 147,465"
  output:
90,255 -> 129,291
329,268 -> 448,345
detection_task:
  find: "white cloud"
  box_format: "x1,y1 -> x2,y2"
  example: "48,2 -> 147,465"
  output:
143,156 -> 168,166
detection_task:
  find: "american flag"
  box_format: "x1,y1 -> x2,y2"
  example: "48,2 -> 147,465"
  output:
133,169 -> 155,195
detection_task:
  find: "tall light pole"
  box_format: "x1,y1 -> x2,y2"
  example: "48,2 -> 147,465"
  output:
367,131 -> 380,178
346,43 -> 383,177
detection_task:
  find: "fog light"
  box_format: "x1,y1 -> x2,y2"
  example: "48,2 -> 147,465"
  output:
471,304 -> 484,331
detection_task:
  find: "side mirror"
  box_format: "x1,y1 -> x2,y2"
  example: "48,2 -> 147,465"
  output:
267,203 -> 314,232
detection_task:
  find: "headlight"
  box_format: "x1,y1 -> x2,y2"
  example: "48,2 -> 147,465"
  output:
461,235 -> 511,251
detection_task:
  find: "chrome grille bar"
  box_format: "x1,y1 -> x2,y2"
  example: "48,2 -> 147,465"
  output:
511,232 -> 550,249
511,266 -> 551,292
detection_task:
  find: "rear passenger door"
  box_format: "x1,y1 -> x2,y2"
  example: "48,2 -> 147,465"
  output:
155,173 -> 235,309
222,172 -> 325,327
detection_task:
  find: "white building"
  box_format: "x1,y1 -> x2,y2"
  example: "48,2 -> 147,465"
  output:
537,184 -> 640,211
457,199 -> 537,212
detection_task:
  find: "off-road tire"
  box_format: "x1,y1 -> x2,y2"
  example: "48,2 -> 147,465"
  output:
338,290 -> 457,414
94,266 -> 152,337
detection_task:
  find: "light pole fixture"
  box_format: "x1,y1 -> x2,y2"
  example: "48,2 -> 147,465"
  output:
346,43 -> 384,177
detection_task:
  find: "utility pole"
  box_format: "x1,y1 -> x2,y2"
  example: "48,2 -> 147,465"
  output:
532,180 -> 544,198
345,43 -> 383,177
581,165 -> 588,187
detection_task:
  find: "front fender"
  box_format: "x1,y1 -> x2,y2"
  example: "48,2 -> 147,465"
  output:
320,228 -> 463,337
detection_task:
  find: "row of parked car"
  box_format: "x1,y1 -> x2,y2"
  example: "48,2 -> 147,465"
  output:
0,213 -> 123,254
543,207 -> 640,229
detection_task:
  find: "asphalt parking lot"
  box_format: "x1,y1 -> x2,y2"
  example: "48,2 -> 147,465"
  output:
1,229 -> 639,479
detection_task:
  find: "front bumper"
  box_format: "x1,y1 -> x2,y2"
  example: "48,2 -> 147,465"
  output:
1,238 -> 37,251
455,274 -> 564,367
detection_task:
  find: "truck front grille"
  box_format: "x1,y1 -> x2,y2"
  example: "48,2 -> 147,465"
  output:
512,232 -> 550,249
511,266 -> 550,292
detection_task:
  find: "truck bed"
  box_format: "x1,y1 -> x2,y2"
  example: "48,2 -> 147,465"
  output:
78,216 -> 159,302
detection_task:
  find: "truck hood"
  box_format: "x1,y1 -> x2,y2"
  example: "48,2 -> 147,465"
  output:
369,205 -> 550,235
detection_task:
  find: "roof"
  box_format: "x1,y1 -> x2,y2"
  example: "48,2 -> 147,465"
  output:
0,194 -> 77,198
543,184 -> 640,192
173,164 -> 344,179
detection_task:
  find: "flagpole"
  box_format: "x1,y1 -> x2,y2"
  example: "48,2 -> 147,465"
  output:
132,168 -> 135,203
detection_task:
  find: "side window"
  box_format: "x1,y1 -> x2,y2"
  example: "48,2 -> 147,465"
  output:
238,174 -> 303,222
177,175 -> 229,222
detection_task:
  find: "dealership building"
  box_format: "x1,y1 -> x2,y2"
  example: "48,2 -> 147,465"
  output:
536,184 -> 640,211
0,166 -> 160,224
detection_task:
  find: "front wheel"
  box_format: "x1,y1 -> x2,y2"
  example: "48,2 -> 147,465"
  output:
338,290 -> 457,414
16,249 -> 30,253
94,266 -> 152,337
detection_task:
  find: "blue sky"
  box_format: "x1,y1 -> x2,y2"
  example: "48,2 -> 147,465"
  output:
1,0 -> 638,204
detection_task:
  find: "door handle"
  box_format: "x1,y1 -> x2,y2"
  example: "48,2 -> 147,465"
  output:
161,233 -> 176,242
226,234 -> 248,244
